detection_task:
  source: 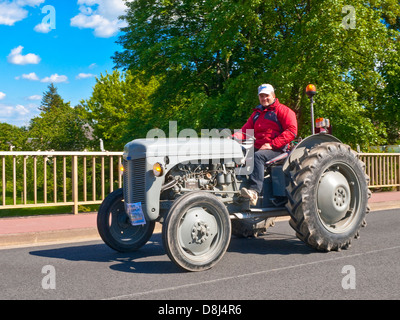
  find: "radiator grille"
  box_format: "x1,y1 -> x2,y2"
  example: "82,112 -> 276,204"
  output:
123,158 -> 146,210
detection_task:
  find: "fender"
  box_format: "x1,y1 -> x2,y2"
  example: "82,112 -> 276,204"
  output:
283,133 -> 342,172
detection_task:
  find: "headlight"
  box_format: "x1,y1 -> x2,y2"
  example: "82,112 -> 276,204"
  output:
153,162 -> 163,177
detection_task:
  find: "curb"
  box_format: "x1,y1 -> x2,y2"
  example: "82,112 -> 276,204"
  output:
369,201 -> 400,212
0,223 -> 163,249
0,228 -> 101,249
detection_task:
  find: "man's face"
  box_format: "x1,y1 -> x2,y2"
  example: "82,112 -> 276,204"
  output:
259,93 -> 275,107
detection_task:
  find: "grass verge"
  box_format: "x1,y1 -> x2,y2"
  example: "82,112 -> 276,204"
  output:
0,204 -> 100,218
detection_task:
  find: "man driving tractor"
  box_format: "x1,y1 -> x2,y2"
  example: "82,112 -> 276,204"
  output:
233,84 -> 298,205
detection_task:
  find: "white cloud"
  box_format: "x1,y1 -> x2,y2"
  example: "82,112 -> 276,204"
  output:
0,0 -> 45,26
0,92 -> 6,100
34,22 -> 52,33
0,103 -> 29,118
16,72 -> 69,83
27,95 -> 42,101
0,2 -> 27,26
70,0 -> 129,38
41,73 -> 68,83
0,102 -> 39,127
15,104 -> 29,115
16,0 -> 46,6
0,105 -> 14,117
7,46 -> 41,65
76,73 -> 95,79
17,72 -> 40,81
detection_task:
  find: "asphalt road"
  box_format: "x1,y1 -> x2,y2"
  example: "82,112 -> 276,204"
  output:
1,209 -> 399,302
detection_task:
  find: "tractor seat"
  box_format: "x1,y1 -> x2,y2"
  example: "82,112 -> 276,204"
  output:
265,152 -> 290,167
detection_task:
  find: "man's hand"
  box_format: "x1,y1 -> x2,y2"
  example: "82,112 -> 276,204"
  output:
260,143 -> 272,150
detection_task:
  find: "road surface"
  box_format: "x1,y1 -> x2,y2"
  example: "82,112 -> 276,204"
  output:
0,209 -> 399,302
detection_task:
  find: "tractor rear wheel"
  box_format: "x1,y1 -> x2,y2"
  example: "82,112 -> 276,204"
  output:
286,142 -> 370,251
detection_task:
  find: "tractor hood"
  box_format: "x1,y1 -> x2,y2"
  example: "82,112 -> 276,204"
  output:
124,137 -> 244,162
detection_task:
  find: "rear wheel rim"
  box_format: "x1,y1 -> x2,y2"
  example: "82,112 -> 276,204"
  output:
317,162 -> 361,233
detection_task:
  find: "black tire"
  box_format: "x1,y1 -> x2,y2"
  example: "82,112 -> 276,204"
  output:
286,142 -> 370,252
97,188 -> 155,252
162,191 -> 231,272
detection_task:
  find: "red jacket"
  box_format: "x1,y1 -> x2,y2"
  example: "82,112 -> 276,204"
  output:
234,99 -> 298,150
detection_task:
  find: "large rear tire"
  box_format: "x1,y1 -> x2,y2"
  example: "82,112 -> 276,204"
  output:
97,188 -> 155,252
162,191 -> 231,272
286,142 -> 370,251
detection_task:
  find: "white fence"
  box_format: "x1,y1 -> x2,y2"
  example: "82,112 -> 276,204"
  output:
0,151 -> 123,214
358,153 -> 400,189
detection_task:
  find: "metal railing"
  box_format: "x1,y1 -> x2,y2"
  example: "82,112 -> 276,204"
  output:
0,151 -> 123,214
358,153 -> 400,189
0,151 -> 399,214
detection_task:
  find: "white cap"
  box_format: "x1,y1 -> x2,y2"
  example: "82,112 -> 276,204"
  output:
258,84 -> 274,95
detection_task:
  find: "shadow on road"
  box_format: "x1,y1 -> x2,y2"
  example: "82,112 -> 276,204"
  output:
29,233 -> 182,274
228,231 -> 314,256
29,230 -> 313,274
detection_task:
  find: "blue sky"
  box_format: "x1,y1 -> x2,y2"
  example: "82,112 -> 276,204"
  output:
0,0 -> 128,127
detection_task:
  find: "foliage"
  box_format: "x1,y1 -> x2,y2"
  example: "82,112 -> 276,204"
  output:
0,123 -> 28,151
113,0 -> 400,149
79,70 -> 160,151
27,84 -> 90,151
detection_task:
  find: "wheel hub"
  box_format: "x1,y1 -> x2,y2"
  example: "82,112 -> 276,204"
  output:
317,170 -> 351,225
334,187 -> 347,208
178,207 -> 218,256
117,209 -> 131,228
191,221 -> 210,244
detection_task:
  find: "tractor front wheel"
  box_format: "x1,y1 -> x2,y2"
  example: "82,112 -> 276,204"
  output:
162,191 -> 231,272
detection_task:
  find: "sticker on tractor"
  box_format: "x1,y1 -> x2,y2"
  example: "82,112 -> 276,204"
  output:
125,202 -> 146,226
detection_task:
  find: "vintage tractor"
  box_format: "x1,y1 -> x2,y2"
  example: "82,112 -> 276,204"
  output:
97,85 -> 370,272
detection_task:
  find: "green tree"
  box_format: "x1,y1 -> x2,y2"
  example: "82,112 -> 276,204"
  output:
113,0 -> 400,149
28,84 -> 90,151
0,123 -> 28,151
79,70 -> 160,151
39,83 -> 65,113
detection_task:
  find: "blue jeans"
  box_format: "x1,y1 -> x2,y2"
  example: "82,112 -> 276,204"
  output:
248,149 -> 282,194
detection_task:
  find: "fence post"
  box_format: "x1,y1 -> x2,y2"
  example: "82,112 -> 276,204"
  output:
2,156 -> 5,206
398,155 -> 400,191
72,155 -> 78,215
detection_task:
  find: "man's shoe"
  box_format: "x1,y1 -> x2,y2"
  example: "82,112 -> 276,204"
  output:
241,188 -> 258,206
